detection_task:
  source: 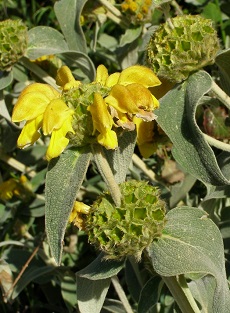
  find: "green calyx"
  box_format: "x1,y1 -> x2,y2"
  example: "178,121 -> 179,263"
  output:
86,180 -> 167,261
147,15 -> 220,83
63,83 -> 110,147
0,19 -> 28,71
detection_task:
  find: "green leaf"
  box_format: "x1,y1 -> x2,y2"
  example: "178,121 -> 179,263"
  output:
147,206 -> 230,313
188,278 -> 216,313
156,70 -> 230,186
102,299 -> 126,313
12,63 -> 28,82
202,3 -> 222,23
60,274 -> 77,310
54,0 -> 87,53
0,70 -> 13,90
0,91 -> 11,122
138,276 -> 162,313
76,252 -> 124,280
76,276 -> 111,313
11,265 -> 55,300
119,26 -> 142,47
169,173 -> 197,208
76,253 -> 123,313
45,147 -> 91,265
98,34 -> 118,50
27,26 -> 69,60
58,51 -> 95,82
216,49 -> 230,96
103,131 -> 137,184
125,258 -> 143,303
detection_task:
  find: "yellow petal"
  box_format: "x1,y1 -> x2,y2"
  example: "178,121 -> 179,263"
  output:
45,115 -> 74,160
118,65 -> 161,87
134,117 -> 154,145
134,117 -> 156,158
105,72 -> 120,87
46,132 -> 69,161
17,115 -> 43,148
19,83 -> 59,99
0,179 -> 18,201
126,83 -> 158,111
95,65 -> 109,85
105,84 -> 139,114
12,83 -> 59,122
88,93 -> 114,135
42,99 -> 74,135
138,142 -> 156,159
56,66 -> 81,91
97,129 -> 118,149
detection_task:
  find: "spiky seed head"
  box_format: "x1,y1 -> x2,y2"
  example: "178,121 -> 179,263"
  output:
0,19 -> 28,71
147,15 -> 220,83
86,180 -> 167,261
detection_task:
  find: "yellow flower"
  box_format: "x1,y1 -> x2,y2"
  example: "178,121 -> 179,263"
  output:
69,201 -> 90,230
0,176 -> 33,201
43,99 -> 75,160
87,64 -> 161,150
12,82 -> 75,160
133,117 -> 156,158
87,93 -> 118,149
56,66 -> 81,91
12,63 -> 161,158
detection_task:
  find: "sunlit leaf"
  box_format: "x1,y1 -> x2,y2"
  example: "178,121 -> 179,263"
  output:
156,70 -> 230,186
76,252 -> 124,280
76,253 -> 124,313
0,71 -> 13,90
102,130 -> 137,184
27,26 -> 69,60
54,0 -> 87,53
148,206 -> 230,313
119,26 -> 142,47
45,147 -> 91,265
76,277 -> 111,313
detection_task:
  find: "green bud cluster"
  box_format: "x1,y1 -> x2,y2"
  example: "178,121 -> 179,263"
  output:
63,83 -> 110,147
86,180 -> 166,261
147,15 -> 220,83
0,19 -> 28,71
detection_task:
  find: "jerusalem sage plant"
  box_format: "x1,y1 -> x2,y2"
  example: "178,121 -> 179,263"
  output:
0,0 -> 230,312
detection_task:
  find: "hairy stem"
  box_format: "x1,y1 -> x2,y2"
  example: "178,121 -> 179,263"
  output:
162,275 -> 200,313
203,133 -> 230,152
211,81 -> 230,110
132,153 -> 158,182
111,276 -> 134,313
92,144 -> 121,207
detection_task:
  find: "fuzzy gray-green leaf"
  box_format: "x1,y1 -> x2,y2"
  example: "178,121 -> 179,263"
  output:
147,206 -> 230,313
156,70 -> 230,186
45,147 -> 91,265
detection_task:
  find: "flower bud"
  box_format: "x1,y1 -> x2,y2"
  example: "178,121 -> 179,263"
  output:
147,15 -> 220,83
86,180 -> 166,261
0,19 -> 28,71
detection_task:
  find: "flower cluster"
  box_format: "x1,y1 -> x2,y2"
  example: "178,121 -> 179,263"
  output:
12,83 -> 75,161
121,0 -> 153,22
0,175 -> 33,201
12,64 -> 161,160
